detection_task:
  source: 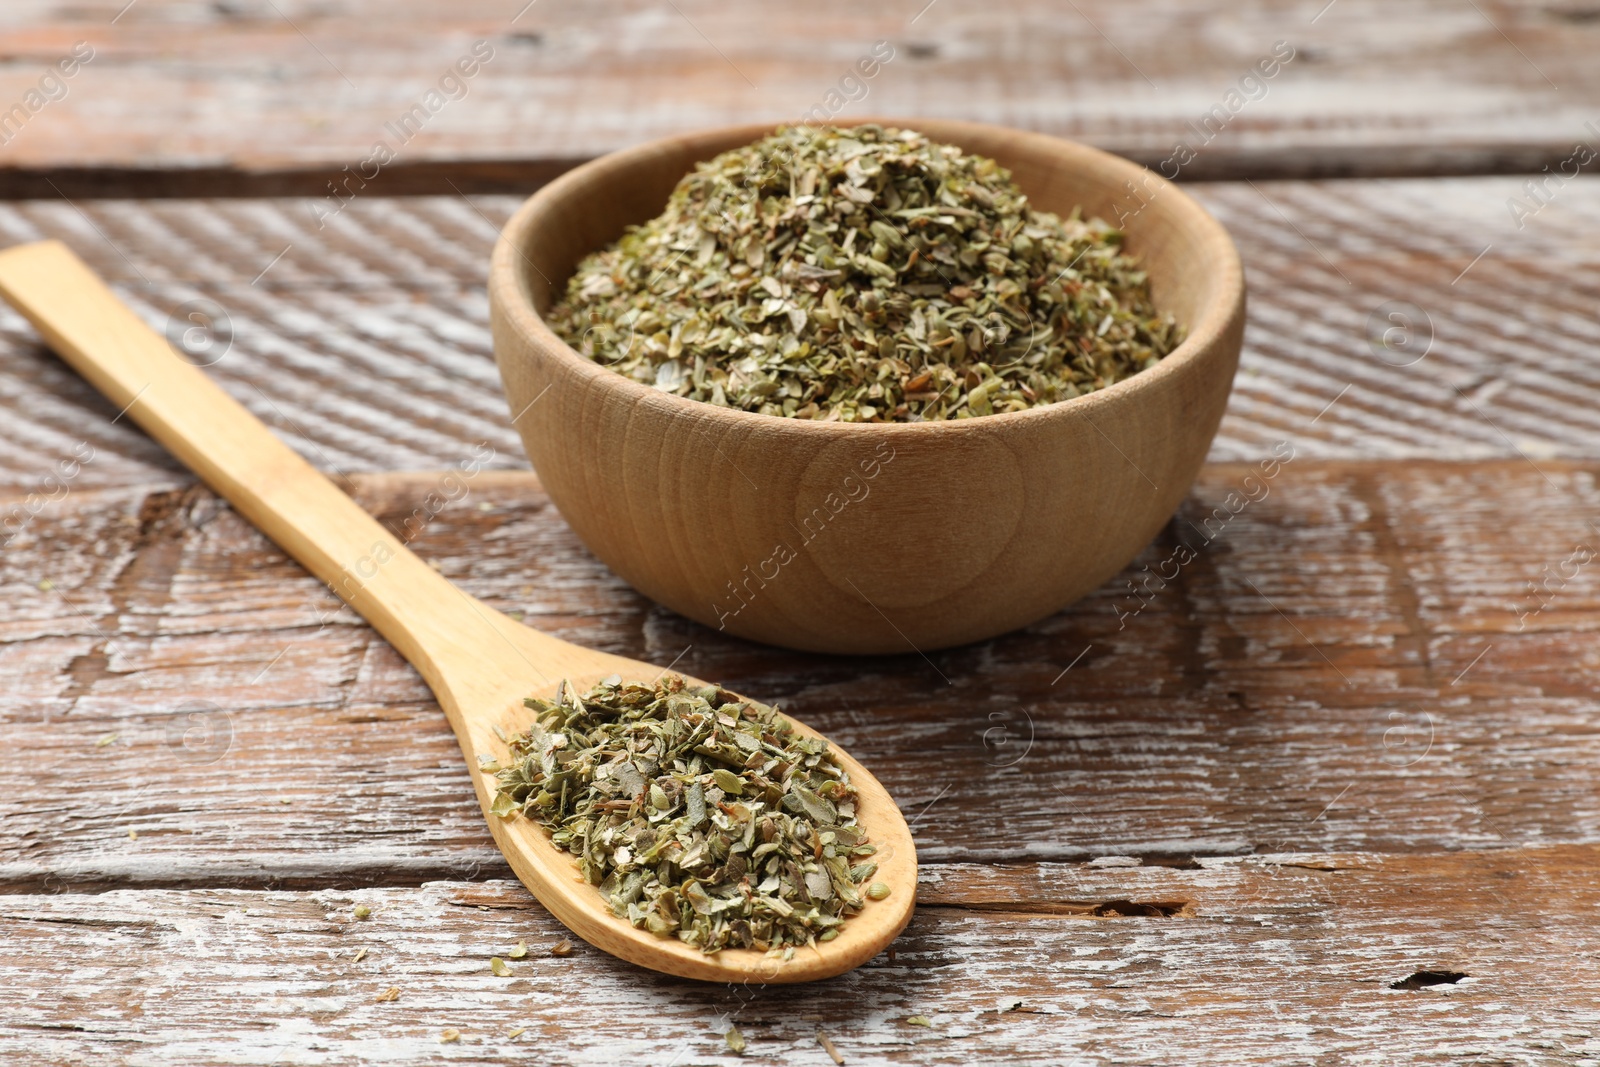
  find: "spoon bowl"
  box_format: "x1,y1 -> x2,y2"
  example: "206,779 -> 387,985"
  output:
0,240 -> 917,984
437,622 -> 916,983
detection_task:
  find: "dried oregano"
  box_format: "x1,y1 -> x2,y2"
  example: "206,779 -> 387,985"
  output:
489,675 -> 878,954
547,123 -> 1184,422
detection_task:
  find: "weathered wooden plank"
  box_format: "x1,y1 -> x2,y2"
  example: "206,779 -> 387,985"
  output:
3,461 -> 1597,889
0,177 -> 1597,491
3,850 -> 1597,1065
0,0 -> 1596,190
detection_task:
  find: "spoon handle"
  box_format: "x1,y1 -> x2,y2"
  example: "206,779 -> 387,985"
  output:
0,240 -> 502,699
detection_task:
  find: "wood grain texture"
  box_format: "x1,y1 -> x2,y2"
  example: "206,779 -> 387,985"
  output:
4,460 -> 1597,892
0,0 -> 1598,191
491,119 -> 1244,652
0,0 -> 1592,1050
0,242 -> 917,983
0,174 -> 1597,496
3,850 -> 1597,1065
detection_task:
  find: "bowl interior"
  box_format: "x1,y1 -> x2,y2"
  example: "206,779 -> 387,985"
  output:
508,119 -> 1231,355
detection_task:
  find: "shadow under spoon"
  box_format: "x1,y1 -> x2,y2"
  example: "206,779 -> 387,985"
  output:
0,239 -> 917,984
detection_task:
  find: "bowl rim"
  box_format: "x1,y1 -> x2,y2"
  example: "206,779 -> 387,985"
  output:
490,117 -> 1245,438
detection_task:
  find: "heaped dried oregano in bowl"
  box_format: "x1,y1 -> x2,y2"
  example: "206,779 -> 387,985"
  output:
546,123 -> 1184,422
488,675 -> 879,956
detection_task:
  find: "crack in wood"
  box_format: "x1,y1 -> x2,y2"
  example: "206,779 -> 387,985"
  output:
1352,468 -> 1434,683
932,899 -> 1192,919
58,486 -> 217,714
1390,969 -> 1470,990
1,913 -> 168,930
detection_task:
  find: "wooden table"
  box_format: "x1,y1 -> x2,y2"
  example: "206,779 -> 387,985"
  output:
3,3 -> 1599,1063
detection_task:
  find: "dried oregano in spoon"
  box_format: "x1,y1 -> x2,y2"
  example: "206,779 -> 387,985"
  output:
547,123 -> 1183,422
488,675 -> 880,955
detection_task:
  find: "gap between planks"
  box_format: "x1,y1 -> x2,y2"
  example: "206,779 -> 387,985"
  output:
0,141 -> 1591,202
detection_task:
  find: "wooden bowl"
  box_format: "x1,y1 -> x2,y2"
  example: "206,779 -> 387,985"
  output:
489,119 -> 1244,654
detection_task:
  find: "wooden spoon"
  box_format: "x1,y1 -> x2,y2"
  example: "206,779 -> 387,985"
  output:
0,240 -> 916,984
